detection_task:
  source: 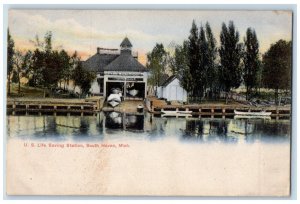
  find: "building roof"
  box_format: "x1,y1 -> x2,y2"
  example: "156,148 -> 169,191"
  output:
161,75 -> 177,87
82,53 -> 119,72
83,37 -> 147,72
103,52 -> 147,72
120,37 -> 132,48
158,74 -> 170,86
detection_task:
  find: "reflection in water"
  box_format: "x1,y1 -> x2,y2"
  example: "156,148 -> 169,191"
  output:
7,113 -> 290,144
105,112 -> 123,129
182,119 -> 233,143
104,112 -> 144,131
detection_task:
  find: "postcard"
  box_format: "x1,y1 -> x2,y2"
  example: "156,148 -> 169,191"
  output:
6,9 -> 292,196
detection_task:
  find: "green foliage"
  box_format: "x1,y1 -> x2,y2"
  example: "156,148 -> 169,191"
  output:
170,21 -> 226,100
188,20 -> 199,96
28,48 -> 44,86
7,29 -> 15,74
58,49 -> 72,89
72,61 -> 96,95
146,43 -> 168,94
42,50 -> 64,89
44,31 -> 52,52
28,32 -> 73,94
219,21 -> 243,92
262,40 -> 292,104
186,21 -> 218,99
22,51 -> 33,79
205,22 -> 218,98
28,31 -> 54,88
243,28 -> 261,100
13,50 -> 31,93
11,70 -> 18,83
26,32 -> 96,97
196,25 -> 208,98
171,41 -> 193,94
7,29 -> 15,95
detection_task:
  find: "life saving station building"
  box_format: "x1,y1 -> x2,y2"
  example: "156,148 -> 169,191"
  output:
83,37 -> 148,99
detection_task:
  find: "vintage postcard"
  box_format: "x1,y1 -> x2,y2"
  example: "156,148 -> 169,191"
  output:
6,9 -> 292,196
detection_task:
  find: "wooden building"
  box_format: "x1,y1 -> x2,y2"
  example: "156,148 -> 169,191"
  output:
83,37 -> 148,99
156,75 -> 188,102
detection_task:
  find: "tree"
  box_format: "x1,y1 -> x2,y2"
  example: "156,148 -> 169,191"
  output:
243,28 -> 261,100
146,43 -> 168,96
41,31 -> 62,94
11,70 -> 19,84
197,25 -> 209,99
188,20 -> 200,96
170,21 -> 218,101
166,40 -> 177,74
58,49 -> 72,90
170,41 -> 193,97
70,51 -> 80,91
28,48 -> 44,87
42,50 -> 63,94
29,31 -> 65,97
219,21 -> 243,102
262,40 -> 291,105
205,22 -> 218,99
7,29 -> 15,96
13,50 -> 32,94
72,61 -> 96,97
44,31 -> 52,52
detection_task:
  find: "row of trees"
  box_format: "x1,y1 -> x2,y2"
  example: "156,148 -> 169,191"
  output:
7,30 -> 96,97
262,40 -> 291,104
147,20 -> 291,104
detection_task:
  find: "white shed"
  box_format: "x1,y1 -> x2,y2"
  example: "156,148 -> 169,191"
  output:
157,75 -> 187,102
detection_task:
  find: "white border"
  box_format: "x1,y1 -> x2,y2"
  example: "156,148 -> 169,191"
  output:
1,0 -> 298,203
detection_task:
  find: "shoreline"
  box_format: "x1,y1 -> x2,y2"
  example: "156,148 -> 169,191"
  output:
6,96 -> 291,118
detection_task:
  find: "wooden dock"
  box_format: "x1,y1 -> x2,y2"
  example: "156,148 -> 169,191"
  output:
7,97 -> 105,116
145,98 -> 291,119
151,105 -> 290,119
7,96 -> 291,120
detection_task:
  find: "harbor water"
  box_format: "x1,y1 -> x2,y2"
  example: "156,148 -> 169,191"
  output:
7,112 -> 290,144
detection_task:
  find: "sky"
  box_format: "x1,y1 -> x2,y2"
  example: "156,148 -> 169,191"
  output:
8,10 -> 292,65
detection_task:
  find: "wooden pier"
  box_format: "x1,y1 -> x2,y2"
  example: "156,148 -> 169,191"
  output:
7,97 -> 105,116
151,105 -> 290,119
145,98 -> 291,119
7,96 -> 291,120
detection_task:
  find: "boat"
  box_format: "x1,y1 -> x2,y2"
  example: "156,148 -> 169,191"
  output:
234,115 -> 271,120
161,110 -> 192,117
128,89 -> 139,96
177,110 -> 192,114
108,100 -> 120,107
107,93 -> 121,107
162,110 -> 192,115
234,110 -> 272,116
111,88 -> 122,94
107,94 -> 121,102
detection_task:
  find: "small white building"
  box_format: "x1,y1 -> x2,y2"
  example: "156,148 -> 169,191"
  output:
156,75 -> 188,102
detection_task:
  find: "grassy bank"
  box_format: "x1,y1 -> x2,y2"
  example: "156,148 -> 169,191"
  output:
8,83 -> 45,98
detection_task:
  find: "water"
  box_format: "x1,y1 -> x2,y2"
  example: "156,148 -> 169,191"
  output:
6,112 -> 290,144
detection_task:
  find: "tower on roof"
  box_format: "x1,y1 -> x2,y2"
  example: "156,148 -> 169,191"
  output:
120,37 -> 132,55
